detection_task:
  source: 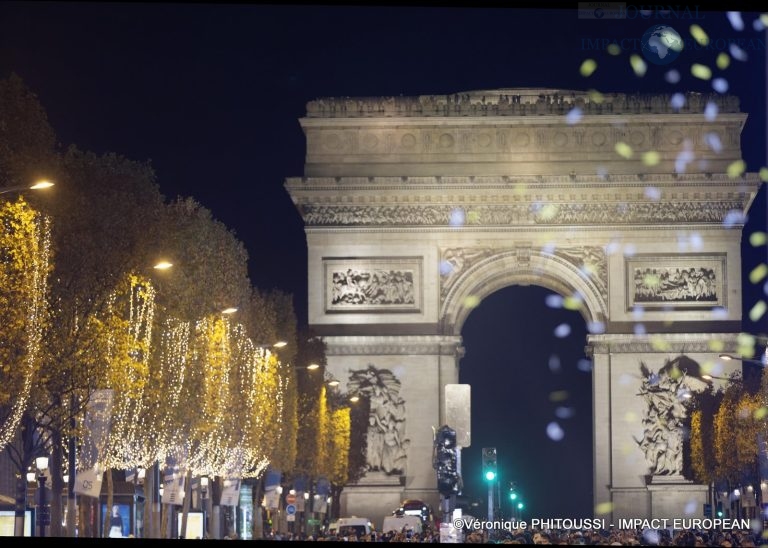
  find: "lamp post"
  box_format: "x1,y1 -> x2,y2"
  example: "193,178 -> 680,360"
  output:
201,477 -> 209,539
35,456 -> 50,538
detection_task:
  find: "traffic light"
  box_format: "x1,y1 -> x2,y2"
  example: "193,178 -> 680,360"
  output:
716,502 -> 723,517
509,481 -> 517,500
482,447 -> 497,481
434,426 -> 459,496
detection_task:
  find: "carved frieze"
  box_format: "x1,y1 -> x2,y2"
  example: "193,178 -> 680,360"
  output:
324,257 -> 422,313
300,201 -> 746,227
307,124 -> 740,158
626,254 -> 726,310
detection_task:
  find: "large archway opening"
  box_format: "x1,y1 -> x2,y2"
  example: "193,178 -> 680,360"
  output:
458,285 -> 593,520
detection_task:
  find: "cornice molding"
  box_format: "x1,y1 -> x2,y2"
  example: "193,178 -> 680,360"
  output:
304,91 -> 741,119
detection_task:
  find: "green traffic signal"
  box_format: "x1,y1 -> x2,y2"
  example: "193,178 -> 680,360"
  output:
485,471 -> 496,481
509,492 -> 517,500
517,502 -> 524,510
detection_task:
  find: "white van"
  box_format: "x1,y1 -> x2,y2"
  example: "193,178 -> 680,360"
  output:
335,516 -> 373,538
382,514 -> 423,535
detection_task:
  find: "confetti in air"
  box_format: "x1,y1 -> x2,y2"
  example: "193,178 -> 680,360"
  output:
705,132 -> 723,153
615,142 -> 633,159
449,207 -> 465,227
670,93 -> 686,110
691,64 -> 712,80
545,294 -> 564,309
580,59 -> 597,77
554,323 -> 572,338
630,55 -> 647,77
723,209 -> 747,227
689,24 -> 709,46
750,232 -> 767,246
548,355 -> 562,373
704,101 -> 718,121
716,53 -> 730,70
729,43 -> 748,61
546,422 -> 565,441
726,11 -> 744,31
587,321 -> 605,334
644,186 -> 661,201
642,151 -> 660,166
727,159 -> 746,178
712,78 -> 729,93
577,359 -> 593,372
665,69 -> 681,84
566,107 -> 583,125
555,407 -> 575,419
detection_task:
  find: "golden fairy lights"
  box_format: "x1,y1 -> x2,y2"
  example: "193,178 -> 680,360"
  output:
0,199 -> 51,450
80,289 -> 292,479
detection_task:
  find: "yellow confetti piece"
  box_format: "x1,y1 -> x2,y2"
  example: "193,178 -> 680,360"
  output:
630,55 -> 647,77
749,300 -> 766,322
750,232 -> 767,246
624,411 -> 638,423
463,295 -> 481,309
643,273 -> 661,287
580,59 -> 597,77
691,63 -> 712,80
727,159 -> 746,178
761,14 -> 768,26
607,44 -> 621,56
615,141 -> 633,159
588,89 -> 604,103
760,167 -> 768,182
716,53 -> 730,70
750,264 -> 768,284
467,210 -> 480,223
642,151 -> 660,166
755,407 -> 768,420
707,340 -> 725,353
538,204 -> 559,220
563,296 -> 583,310
650,336 -> 671,351
690,24 -> 709,46
595,502 -> 614,515
549,390 -> 569,402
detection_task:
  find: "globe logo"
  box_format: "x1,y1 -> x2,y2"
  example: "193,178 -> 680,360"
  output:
641,25 -> 684,65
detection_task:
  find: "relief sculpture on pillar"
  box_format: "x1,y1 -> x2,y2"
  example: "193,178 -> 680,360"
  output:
347,364 -> 410,476
634,356 -> 707,477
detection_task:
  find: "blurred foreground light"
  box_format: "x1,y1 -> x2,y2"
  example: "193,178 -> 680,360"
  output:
30,180 -> 54,190
153,261 -> 173,270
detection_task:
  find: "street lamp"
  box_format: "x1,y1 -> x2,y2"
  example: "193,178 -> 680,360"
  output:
200,476 -> 209,539
0,179 -> 55,195
35,456 -> 50,538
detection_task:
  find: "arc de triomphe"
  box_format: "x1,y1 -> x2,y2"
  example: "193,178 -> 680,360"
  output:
285,88 -> 761,527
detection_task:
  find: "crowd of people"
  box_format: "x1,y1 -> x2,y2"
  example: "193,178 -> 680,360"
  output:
261,525 -> 766,545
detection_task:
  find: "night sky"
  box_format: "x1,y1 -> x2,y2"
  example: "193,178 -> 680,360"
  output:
1,3 -> 766,519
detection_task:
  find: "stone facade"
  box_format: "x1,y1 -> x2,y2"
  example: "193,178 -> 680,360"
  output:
285,88 -> 761,528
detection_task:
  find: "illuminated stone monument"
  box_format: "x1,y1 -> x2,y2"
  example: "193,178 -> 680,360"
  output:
285,89 -> 761,527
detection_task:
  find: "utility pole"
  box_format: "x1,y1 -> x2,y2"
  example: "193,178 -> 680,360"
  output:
481,448 -> 497,522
